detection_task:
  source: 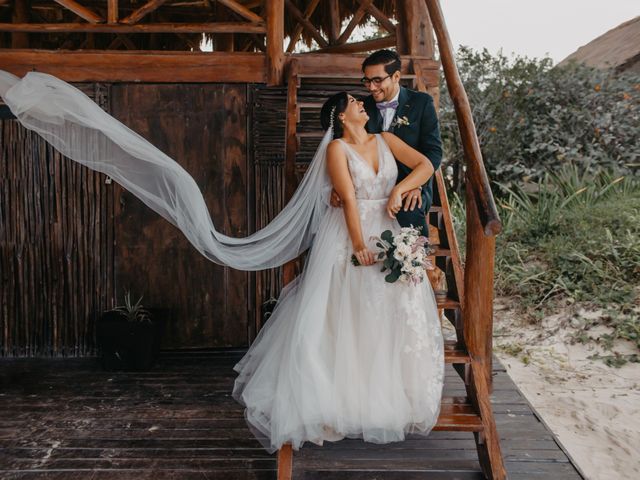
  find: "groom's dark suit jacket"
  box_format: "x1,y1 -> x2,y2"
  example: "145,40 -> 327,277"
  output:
364,86 -> 443,234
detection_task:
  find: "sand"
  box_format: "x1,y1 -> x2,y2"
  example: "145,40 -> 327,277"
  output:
492,298 -> 640,480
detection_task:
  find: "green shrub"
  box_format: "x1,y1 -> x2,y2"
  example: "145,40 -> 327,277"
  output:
439,47 -> 640,195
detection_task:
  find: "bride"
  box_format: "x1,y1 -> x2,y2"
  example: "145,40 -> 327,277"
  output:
0,71 -> 444,455
232,92 -> 444,453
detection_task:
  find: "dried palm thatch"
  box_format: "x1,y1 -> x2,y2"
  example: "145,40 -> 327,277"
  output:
558,16 -> 640,74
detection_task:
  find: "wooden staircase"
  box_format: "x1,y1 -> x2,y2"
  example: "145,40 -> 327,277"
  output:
274,2 -> 506,480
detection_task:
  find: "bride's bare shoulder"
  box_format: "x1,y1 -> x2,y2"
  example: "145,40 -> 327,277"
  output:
327,139 -> 347,161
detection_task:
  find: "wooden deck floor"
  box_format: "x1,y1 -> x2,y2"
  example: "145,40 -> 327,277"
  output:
0,350 -> 583,480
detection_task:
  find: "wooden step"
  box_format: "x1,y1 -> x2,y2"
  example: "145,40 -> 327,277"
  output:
297,131 -> 325,138
436,396 -> 484,432
298,101 -> 323,109
436,296 -> 459,310
444,340 -> 470,364
431,246 -> 451,256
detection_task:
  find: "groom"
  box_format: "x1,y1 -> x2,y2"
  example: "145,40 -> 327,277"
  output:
332,49 -> 443,236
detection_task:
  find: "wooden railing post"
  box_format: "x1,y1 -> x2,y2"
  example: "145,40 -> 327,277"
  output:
424,0 -> 502,392
266,0 -> 285,86
276,57 -> 298,480
463,182 -> 496,390
283,59 -> 299,284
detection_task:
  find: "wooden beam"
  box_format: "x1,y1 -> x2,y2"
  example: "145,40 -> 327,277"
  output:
278,57 -> 299,480
216,0 -> 263,23
53,0 -> 104,24
313,34 -> 394,54
336,0 -> 371,45
397,0 -> 435,57
121,0 -> 169,25
285,0 -> 328,48
277,444 -> 293,480
284,59 -> 299,201
266,0 -> 284,85
0,50 -> 265,82
328,0 -> 340,43
355,0 -> 395,35
0,22 -> 266,33
292,53 -> 437,78
107,0 -> 118,23
11,0 -> 29,48
285,0 -> 320,53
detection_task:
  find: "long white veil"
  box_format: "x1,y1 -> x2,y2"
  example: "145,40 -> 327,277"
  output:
0,70 -> 333,271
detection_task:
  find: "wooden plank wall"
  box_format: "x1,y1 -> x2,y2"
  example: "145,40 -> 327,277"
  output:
110,83 -> 250,350
0,84 -> 115,356
1,83 -> 251,355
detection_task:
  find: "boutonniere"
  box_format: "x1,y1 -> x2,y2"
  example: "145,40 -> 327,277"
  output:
390,115 -> 410,129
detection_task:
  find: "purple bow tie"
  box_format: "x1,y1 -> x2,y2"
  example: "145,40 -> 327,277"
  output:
376,100 -> 398,110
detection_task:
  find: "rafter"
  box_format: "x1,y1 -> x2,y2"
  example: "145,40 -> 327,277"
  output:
216,0 -> 263,24
355,0 -> 395,34
314,34 -> 395,54
53,0 -> 104,24
286,0 -> 320,53
107,0 -> 118,23
336,0 -> 372,45
285,0 -> 327,48
328,0 -> 340,43
121,0 -> 169,25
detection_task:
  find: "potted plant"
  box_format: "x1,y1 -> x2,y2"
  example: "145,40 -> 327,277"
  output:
96,291 -> 161,371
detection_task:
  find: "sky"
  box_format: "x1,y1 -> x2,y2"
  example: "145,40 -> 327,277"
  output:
440,0 -> 639,63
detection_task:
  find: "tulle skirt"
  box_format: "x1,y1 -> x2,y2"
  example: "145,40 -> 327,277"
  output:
232,199 -> 445,453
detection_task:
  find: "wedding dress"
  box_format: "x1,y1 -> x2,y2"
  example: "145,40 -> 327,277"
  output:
0,71 -> 445,455
232,134 -> 445,453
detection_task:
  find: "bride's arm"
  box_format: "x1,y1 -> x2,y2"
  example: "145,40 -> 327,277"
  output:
326,141 -> 375,266
381,132 -> 434,219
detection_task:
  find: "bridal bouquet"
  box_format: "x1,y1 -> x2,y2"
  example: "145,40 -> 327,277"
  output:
351,227 -> 434,285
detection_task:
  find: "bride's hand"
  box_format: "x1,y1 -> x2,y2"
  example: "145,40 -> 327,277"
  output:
330,188 -> 343,208
386,188 -> 403,218
353,246 -> 376,266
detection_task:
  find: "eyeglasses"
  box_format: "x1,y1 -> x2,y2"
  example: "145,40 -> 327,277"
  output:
360,74 -> 391,87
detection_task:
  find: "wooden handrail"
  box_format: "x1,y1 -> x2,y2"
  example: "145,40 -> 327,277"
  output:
424,0 -> 502,237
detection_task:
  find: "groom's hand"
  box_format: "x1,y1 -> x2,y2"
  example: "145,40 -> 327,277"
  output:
401,188 -> 423,212
330,188 -> 343,208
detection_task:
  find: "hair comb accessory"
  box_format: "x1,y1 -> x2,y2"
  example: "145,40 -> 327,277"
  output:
328,106 -> 336,130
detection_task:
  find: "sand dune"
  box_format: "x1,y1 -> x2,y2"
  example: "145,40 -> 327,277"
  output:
493,299 -> 640,480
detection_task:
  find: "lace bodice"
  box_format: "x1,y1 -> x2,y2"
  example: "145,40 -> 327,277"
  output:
337,134 -> 397,200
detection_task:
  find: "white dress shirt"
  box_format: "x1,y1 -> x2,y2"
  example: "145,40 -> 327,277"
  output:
381,89 -> 400,132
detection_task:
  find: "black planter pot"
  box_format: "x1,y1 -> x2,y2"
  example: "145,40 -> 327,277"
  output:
96,310 -> 163,371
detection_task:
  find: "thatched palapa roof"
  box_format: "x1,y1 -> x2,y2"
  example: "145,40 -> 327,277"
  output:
559,16 -> 640,74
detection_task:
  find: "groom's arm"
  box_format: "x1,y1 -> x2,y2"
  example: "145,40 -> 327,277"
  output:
402,93 -> 442,211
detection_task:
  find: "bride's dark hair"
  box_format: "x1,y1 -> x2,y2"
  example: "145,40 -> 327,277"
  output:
320,92 -> 349,139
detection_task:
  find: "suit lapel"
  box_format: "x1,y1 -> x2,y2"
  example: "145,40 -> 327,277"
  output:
391,87 -> 411,134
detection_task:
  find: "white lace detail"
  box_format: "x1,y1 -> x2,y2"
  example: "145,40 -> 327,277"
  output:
338,134 -> 397,200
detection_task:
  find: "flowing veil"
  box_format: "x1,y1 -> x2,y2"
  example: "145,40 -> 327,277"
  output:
0,70 -> 333,271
